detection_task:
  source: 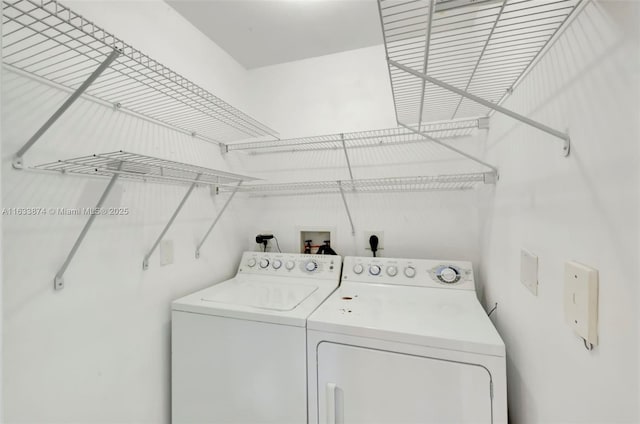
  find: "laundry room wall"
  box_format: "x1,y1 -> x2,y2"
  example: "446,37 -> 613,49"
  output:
241,46 -> 490,268
478,1 -> 640,422
2,1 -> 256,423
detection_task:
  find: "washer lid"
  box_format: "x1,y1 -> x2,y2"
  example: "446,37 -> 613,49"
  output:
307,282 -> 505,356
172,275 -> 339,327
201,280 -> 318,311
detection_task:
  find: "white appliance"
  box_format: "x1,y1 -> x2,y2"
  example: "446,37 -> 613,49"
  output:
307,256 -> 507,424
172,251 -> 342,424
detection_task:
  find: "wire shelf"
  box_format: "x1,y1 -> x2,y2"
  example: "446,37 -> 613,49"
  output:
379,0 -> 583,124
33,151 -> 257,186
226,117 -> 484,154
2,0 -> 278,143
221,172 -> 491,197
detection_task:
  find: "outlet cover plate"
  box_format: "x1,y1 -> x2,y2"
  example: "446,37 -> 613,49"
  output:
564,261 -> 599,345
520,249 -> 538,295
364,231 -> 384,252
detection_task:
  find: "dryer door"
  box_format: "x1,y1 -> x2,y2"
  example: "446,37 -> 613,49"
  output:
317,342 -> 493,424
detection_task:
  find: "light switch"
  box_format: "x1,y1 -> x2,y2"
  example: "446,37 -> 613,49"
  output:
564,261 -> 598,346
520,249 -> 538,295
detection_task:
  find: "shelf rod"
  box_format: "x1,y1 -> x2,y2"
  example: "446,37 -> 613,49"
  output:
13,49 -> 121,168
340,134 -> 354,182
388,59 -> 571,156
54,172 -> 120,290
195,181 -> 243,259
338,181 -> 356,236
400,123 -> 499,178
143,174 -> 201,270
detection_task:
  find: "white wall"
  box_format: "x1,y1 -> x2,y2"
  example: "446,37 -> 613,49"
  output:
478,0 -> 640,422
2,2 -> 254,423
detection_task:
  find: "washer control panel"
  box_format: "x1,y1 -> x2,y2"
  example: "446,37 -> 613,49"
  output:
239,251 -> 342,279
341,256 -> 475,291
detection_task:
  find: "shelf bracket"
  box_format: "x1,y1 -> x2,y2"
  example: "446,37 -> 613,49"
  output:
54,172 -> 120,290
400,123 -> 499,180
13,49 -> 121,169
143,174 -> 201,270
388,59 -> 571,157
340,133 -> 354,182
337,181 -> 355,236
195,181 -> 243,259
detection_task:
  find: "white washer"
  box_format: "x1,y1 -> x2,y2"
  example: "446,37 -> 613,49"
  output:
307,256 -> 507,424
172,251 -> 342,424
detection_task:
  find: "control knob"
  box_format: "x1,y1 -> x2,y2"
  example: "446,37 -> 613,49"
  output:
353,264 -> 364,274
404,266 -> 416,278
369,265 -> 381,276
439,267 -> 459,283
305,261 -> 318,272
285,260 -> 295,270
386,266 -> 398,277
259,258 -> 270,269
247,258 -> 257,268
272,259 -> 282,270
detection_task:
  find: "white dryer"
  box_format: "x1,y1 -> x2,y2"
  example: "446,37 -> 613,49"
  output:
172,251 -> 342,424
307,256 -> 507,424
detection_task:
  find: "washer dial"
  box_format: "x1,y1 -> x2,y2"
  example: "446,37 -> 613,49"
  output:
259,258 -> 270,269
369,265 -> 381,276
437,266 -> 460,284
272,259 -> 282,270
285,260 -> 295,270
247,258 -> 257,267
404,266 -> 416,278
305,260 -> 318,272
353,264 -> 364,274
386,266 -> 398,277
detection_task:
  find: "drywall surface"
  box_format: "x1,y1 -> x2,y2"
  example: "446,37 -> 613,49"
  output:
2,1 -> 254,423
478,1 -> 640,422
247,44 -> 397,137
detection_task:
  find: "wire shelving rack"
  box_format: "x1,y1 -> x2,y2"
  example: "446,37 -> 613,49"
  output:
227,117 -> 485,154
34,151 -> 255,290
222,172 -> 491,197
2,0 -> 278,155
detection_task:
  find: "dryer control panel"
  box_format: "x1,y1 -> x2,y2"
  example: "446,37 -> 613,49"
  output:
341,256 -> 475,291
238,251 -> 342,280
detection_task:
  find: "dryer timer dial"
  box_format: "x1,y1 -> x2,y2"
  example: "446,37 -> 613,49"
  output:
305,261 -> 318,272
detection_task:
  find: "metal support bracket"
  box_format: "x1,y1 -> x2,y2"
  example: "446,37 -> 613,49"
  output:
143,174 -> 201,270
13,49 -> 121,169
340,133 -> 354,181
195,181 -> 243,259
400,123 -> 499,181
337,181 -> 356,236
389,59 -> 571,157
54,172 -> 120,290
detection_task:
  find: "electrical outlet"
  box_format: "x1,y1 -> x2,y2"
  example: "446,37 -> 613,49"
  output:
364,231 -> 384,252
160,240 -> 173,266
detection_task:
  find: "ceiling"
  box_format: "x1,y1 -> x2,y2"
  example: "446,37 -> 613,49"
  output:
166,0 -> 384,69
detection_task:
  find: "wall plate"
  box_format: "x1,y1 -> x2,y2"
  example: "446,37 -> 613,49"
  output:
520,248 -> 538,296
564,261 -> 599,346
